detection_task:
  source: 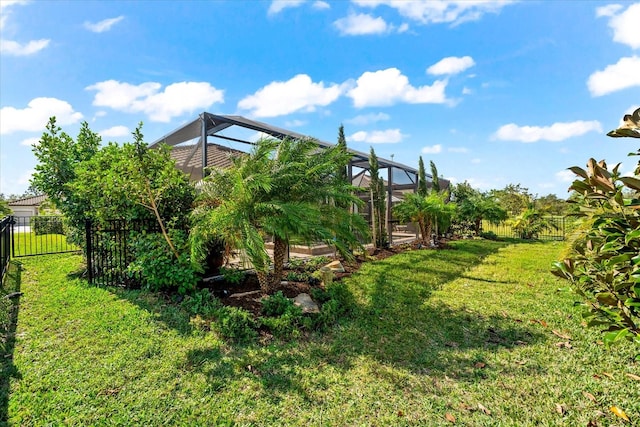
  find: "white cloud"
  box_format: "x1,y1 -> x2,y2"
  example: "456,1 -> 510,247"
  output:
462,87 -> 473,95
347,68 -> 448,107
397,22 -> 409,33
334,13 -> 390,35
268,0 -> 305,15
237,74 -> 343,117
0,97 -> 83,134
99,125 -> 130,138
587,56 -> 640,96
427,56 -> 475,75
471,158 -> 482,164
347,128 -> 405,144
353,0 -> 514,26
86,80 -> 224,122
83,16 -> 124,33
312,1 -> 330,10
345,112 -> 390,125
556,170 -> 576,183
448,146 -> 468,153
599,3 -> 640,49
0,38 -> 49,56
0,1 -> 50,56
596,4 -> 623,17
422,144 -> 442,154
20,137 -> 40,147
493,120 -> 602,143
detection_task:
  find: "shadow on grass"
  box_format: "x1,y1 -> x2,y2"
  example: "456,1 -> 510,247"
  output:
183,240 -> 548,403
1,261 -> 23,423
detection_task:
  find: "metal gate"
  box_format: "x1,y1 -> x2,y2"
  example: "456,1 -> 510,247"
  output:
8,216 -> 81,258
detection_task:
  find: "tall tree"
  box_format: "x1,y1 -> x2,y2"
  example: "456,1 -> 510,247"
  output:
336,124 -> 348,184
417,156 -> 428,197
368,147 -> 387,249
430,160 -> 440,193
190,138 -> 368,294
31,118 -> 101,244
490,184 -> 532,216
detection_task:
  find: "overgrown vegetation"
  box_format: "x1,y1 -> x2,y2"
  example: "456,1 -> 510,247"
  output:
552,107 -> 640,346
190,137 -> 368,294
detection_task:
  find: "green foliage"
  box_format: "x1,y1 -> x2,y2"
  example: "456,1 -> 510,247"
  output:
490,183 -> 532,216
393,192 -> 456,242
285,271 -> 310,282
30,216 -> 65,235
429,160 -> 440,193
535,193 -> 570,215
214,306 -> 258,342
0,199 -> 11,217
218,266 -> 245,285
453,182 -> 507,237
190,137 -> 368,293
368,147 -> 388,248
31,118 -> 101,245
71,137 -> 194,226
304,255 -> 331,271
479,231 -> 498,240
181,289 -> 223,317
508,208 -> 558,239
336,124 -> 348,184
417,156 -> 428,197
261,291 -> 294,317
314,282 -> 355,330
127,230 -> 198,294
552,157 -> 640,345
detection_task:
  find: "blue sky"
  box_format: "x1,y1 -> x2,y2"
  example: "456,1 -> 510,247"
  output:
1,0 -> 639,198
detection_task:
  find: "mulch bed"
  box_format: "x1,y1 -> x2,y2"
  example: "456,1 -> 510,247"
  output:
205,239 -> 448,317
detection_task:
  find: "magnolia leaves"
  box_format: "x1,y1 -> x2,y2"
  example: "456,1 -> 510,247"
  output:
607,107 -> 640,139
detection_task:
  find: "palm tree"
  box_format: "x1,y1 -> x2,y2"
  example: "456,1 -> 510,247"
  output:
190,137 -> 368,294
393,192 -> 455,244
457,193 -> 507,236
508,208 -> 558,239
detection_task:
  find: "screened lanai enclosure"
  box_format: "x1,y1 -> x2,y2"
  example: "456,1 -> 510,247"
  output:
150,112 -> 449,244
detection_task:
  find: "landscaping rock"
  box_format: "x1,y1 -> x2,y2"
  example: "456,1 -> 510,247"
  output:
324,260 -> 345,273
293,293 -> 320,314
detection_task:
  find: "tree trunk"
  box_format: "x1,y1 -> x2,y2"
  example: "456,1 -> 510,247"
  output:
257,271 -> 271,295
418,218 -> 428,242
474,217 -> 482,236
271,236 -> 287,290
370,191 -> 377,250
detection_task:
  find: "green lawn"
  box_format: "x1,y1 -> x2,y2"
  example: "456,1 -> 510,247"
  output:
11,231 -> 79,257
3,240 -> 639,426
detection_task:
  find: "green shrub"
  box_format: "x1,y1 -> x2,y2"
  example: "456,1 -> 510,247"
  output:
479,231 -> 498,240
181,289 -> 222,317
260,304 -> 303,340
261,291 -> 293,317
304,256 -> 331,271
128,230 -> 198,294
219,266 -> 245,285
552,157 -> 640,346
310,287 -> 331,303
215,306 -> 257,342
31,216 -> 65,235
314,282 -> 355,331
285,271 -> 310,282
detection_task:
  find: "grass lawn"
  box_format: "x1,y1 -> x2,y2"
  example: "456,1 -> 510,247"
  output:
3,240 -> 639,426
11,231 -> 79,257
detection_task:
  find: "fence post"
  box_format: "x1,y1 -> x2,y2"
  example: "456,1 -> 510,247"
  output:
9,215 -> 15,258
85,219 -> 93,284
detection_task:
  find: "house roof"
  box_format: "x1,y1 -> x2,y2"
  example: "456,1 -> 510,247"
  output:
8,194 -> 47,206
170,143 -> 245,181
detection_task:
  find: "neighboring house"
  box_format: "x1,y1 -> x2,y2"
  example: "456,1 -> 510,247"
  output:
8,194 -> 47,218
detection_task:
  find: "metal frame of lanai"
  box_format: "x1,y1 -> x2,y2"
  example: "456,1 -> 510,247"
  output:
150,112 -> 448,244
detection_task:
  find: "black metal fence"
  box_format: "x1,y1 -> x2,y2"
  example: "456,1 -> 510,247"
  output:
1,216 -> 11,283
481,216 -> 577,241
86,218 -> 161,287
11,216 -> 80,257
